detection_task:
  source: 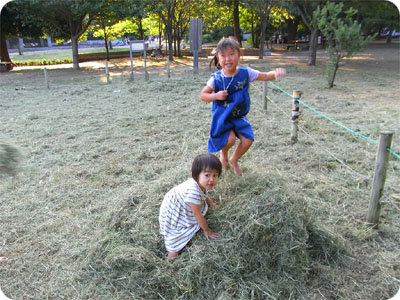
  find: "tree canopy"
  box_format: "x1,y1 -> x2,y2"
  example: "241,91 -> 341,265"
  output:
1,0 -> 398,69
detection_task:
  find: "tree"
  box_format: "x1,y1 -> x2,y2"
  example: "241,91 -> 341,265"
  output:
89,0 -> 132,61
32,0 -> 95,70
294,0 -> 323,66
244,0 -> 274,59
171,0 -> 194,57
151,0 -> 176,61
315,1 -> 375,88
232,0 -> 242,45
125,0 -> 149,40
350,1 -> 399,43
0,0 -> 43,70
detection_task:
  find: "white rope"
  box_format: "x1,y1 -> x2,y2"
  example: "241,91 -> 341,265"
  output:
251,83 -> 369,181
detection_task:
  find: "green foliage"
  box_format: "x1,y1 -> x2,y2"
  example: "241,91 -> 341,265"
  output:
202,33 -> 213,43
13,58 -> 73,66
1,0 -> 44,39
210,26 -> 234,41
315,2 -> 375,88
345,1 -> 399,36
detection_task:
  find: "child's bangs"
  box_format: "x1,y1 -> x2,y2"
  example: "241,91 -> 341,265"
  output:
217,38 -> 240,53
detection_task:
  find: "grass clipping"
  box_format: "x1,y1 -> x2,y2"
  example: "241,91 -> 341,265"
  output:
0,139 -> 23,177
82,173 -> 344,299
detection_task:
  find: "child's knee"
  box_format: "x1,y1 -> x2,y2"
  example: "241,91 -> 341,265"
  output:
242,138 -> 253,148
227,132 -> 236,147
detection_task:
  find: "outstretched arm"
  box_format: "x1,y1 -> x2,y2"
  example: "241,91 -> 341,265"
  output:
189,203 -> 219,240
256,68 -> 286,81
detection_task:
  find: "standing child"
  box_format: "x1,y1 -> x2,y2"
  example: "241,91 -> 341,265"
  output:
159,154 -> 222,260
200,37 -> 286,174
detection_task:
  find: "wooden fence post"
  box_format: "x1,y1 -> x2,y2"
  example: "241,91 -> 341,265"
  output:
263,81 -> 268,111
105,60 -> 111,84
291,90 -> 302,142
143,41 -> 149,81
129,42 -> 134,81
167,58 -> 170,78
367,131 -> 393,225
43,67 -> 50,89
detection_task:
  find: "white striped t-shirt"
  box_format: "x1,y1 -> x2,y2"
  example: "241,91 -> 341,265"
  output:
159,178 -> 208,252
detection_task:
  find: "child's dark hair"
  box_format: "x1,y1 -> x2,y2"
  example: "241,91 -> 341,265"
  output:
209,36 -> 241,70
192,154 -> 222,181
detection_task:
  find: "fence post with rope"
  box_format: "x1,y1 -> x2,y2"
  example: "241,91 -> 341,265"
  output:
291,90 -> 302,143
254,81 -> 399,225
367,131 -> 393,225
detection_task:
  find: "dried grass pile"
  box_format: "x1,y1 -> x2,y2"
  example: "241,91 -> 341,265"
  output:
82,172 -> 344,299
0,140 -> 22,177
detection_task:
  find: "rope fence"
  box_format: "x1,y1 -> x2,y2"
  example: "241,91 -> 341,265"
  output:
252,81 -> 399,225
267,81 -> 400,160
252,83 -> 369,180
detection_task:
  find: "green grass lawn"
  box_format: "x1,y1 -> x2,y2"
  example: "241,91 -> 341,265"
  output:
9,46 -> 135,65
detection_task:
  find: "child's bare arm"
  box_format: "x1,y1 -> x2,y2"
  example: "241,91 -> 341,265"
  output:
189,203 -> 218,239
200,85 -> 228,103
256,68 -> 286,81
205,196 -> 220,208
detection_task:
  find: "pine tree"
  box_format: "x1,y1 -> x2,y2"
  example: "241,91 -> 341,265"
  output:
315,2 -> 375,88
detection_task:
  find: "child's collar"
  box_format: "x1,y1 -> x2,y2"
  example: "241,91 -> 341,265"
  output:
221,67 -> 239,78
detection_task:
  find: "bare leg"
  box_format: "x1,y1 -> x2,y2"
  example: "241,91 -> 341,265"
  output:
220,130 -> 236,170
229,134 -> 253,175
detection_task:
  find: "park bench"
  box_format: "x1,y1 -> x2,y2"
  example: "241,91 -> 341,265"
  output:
295,40 -> 310,51
286,44 -> 296,51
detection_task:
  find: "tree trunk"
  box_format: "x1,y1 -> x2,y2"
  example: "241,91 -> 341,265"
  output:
68,12 -> 92,71
103,24 -> 110,61
329,58 -> 340,88
259,17 -> 267,59
104,39 -> 110,61
177,37 -> 182,57
167,28 -> 173,61
137,18 -> 144,40
287,17 -> 299,44
233,0 -> 241,46
308,25 -> 318,66
258,0 -> 272,59
250,15 -> 255,47
296,2 -> 321,66
158,17 -> 163,50
167,12 -> 174,61
71,36 -> 80,70
174,37 -> 177,56
386,28 -> 394,43
0,29 -> 12,70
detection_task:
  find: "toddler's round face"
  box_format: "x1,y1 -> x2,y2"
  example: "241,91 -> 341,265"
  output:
197,169 -> 219,191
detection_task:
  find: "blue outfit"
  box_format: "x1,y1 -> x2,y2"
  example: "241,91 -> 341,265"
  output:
208,67 -> 254,153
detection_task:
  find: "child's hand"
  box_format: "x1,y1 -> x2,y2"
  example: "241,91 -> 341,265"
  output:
215,90 -> 228,100
206,196 -> 221,208
204,229 -> 219,240
274,68 -> 286,80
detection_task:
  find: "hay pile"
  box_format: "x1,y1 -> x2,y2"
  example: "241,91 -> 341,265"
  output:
82,172 -> 343,299
0,140 -> 22,177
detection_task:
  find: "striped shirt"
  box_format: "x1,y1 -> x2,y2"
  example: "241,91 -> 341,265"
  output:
159,178 -> 208,252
